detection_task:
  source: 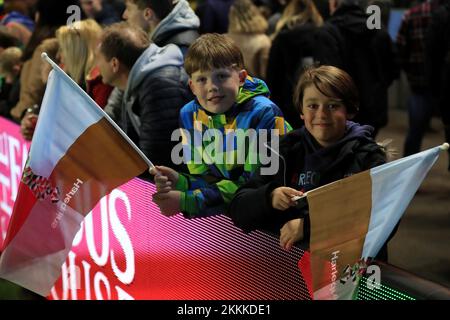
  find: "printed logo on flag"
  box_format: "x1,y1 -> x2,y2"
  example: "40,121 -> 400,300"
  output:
22,159 -> 60,203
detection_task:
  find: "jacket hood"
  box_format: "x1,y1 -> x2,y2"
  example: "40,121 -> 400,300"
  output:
124,43 -> 184,101
302,120 -> 374,152
329,3 -> 371,36
236,76 -> 271,105
151,0 -> 200,44
281,121 -> 375,174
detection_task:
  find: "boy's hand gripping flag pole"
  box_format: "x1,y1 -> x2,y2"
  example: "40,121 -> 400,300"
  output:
0,53 -> 152,296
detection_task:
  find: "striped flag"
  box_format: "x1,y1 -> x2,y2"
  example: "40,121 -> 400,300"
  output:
0,54 -> 149,296
299,143 -> 448,300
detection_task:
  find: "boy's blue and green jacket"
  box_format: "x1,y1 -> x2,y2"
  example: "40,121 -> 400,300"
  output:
176,76 -> 291,218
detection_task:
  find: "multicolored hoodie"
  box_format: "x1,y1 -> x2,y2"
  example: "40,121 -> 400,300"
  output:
176,76 -> 291,218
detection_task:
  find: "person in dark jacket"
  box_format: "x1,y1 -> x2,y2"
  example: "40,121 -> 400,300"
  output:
397,0 -> 442,157
426,1 -> 450,171
96,22 -> 193,171
266,0 -> 344,129
327,0 -> 398,137
122,0 -> 200,55
229,65 -> 392,261
80,0 -> 122,26
105,0 -> 200,127
196,0 -> 234,34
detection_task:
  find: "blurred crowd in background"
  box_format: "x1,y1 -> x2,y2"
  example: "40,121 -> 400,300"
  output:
0,0 -> 449,167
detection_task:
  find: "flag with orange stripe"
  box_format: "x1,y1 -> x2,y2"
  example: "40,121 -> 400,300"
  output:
0,57 -> 149,296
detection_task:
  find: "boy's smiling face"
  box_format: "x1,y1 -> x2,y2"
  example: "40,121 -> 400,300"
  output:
189,67 -> 247,114
301,84 -> 352,147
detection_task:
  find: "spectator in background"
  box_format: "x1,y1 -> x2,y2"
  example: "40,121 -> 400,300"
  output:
1,0 -> 35,46
38,38 -> 59,86
328,0 -> 398,137
367,0 -> 392,30
56,19 -> 113,108
397,0 -> 442,156
96,23 -> 192,170
227,0 -> 271,79
0,25 -> 20,52
10,0 -> 81,122
20,37 -> 59,140
104,0 -> 126,16
264,0 -> 292,35
427,1 -> 450,170
266,0 -> 343,128
313,0 -> 329,20
80,0 -> 122,26
196,0 -> 234,34
0,46 -> 22,120
251,0 -> 278,20
272,0 -> 324,39
20,20 -> 115,141
107,0 -> 200,123
122,0 -> 200,55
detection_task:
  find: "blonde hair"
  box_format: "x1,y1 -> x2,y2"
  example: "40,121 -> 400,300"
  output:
0,47 -> 22,76
228,0 -> 268,34
274,0 -> 323,36
56,19 -> 102,85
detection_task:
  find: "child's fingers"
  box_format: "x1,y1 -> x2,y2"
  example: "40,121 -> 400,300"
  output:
278,193 -> 296,210
280,232 -> 293,251
281,187 -> 300,195
156,183 -> 171,191
274,198 -> 290,210
281,193 -> 297,208
155,184 -> 167,191
280,198 -> 291,209
288,198 -> 298,207
155,166 -> 172,176
154,175 -> 169,184
279,234 -> 286,249
156,185 -> 172,193
284,240 -> 294,251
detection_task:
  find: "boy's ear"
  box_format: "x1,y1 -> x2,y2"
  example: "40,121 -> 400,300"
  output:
238,69 -> 248,86
143,7 -> 155,21
299,105 -> 304,119
111,57 -> 120,73
188,78 -> 194,92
